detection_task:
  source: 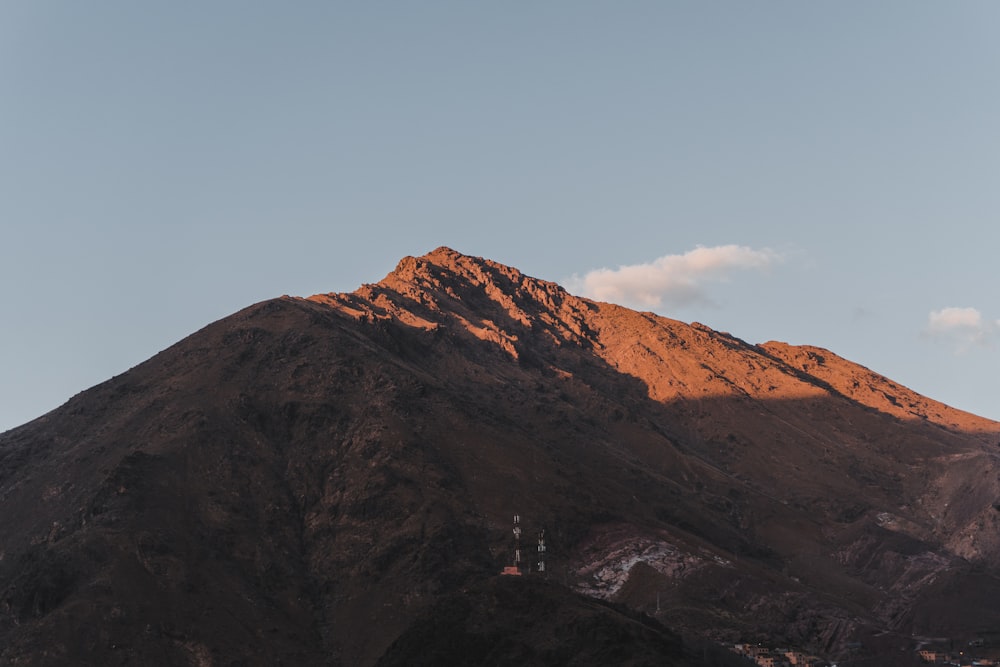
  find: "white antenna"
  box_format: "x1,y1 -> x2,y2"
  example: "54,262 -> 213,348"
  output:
537,528 -> 546,574
513,514 -> 522,569
501,514 -> 524,575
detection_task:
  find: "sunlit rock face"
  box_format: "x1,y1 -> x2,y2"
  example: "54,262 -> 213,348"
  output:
1,246 -> 999,666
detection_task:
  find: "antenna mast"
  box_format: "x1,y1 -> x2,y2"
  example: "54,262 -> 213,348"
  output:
501,514 -> 524,576
537,528 -> 546,575
513,514 -> 522,571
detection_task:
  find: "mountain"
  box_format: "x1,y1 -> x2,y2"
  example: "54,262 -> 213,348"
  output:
2,246 -> 999,666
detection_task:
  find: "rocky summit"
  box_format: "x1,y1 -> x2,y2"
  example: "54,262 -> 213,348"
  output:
2,247 -> 999,666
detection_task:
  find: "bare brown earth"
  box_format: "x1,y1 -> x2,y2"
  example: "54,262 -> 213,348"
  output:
1,246 -> 999,666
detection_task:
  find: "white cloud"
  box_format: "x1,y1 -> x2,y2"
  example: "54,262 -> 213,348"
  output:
927,307 -> 982,332
566,245 -> 779,309
925,306 -> 999,351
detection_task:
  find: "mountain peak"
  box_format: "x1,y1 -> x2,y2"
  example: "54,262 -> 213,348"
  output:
309,250 -> 1000,435
309,248 -> 599,359
386,246 -> 531,292
423,244 -> 464,261
388,246 -> 463,279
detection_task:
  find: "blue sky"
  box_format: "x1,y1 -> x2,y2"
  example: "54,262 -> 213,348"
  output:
2,2 -> 998,431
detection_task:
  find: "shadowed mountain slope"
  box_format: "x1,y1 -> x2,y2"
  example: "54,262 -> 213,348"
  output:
375,577 -> 701,667
1,247 -> 999,666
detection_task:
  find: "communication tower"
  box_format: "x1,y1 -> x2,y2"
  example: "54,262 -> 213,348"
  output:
501,514 -> 523,575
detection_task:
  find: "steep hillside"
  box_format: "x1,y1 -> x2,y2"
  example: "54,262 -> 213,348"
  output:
1,247 -> 998,666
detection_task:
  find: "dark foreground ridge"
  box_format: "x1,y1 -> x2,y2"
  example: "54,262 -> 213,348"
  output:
376,576 -> 702,667
2,247 -> 999,666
